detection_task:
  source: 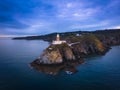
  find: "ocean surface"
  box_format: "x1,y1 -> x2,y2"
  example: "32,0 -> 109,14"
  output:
0,38 -> 120,90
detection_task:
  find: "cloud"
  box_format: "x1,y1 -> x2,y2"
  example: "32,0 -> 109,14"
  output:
111,25 -> 120,29
70,20 -> 109,30
0,0 -> 120,36
56,1 -> 100,21
114,26 -> 120,29
4,17 -> 58,35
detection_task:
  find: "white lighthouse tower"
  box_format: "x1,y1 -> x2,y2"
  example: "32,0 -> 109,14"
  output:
52,34 -> 66,45
56,34 -> 60,41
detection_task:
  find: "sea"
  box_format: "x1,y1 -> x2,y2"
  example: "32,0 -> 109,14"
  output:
0,38 -> 120,90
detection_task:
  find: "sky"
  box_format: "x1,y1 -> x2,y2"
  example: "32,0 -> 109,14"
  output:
0,0 -> 120,36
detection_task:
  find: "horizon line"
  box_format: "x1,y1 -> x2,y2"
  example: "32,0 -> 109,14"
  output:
0,28 -> 120,38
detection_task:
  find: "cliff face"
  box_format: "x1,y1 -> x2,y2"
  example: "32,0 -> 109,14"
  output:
63,46 -> 75,60
36,47 -> 62,64
56,44 -> 76,61
71,35 -> 109,58
34,43 -> 76,64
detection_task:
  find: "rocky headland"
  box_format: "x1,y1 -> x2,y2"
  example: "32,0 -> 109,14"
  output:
31,34 -> 110,65
13,29 -> 120,74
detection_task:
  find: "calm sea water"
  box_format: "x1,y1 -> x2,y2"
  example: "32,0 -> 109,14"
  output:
0,38 -> 120,90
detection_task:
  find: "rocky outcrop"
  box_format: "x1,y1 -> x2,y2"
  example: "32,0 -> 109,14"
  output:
31,35 -> 109,65
36,47 -> 62,64
29,30 -> 120,75
58,44 -> 75,61
63,46 -> 75,60
34,43 -> 76,64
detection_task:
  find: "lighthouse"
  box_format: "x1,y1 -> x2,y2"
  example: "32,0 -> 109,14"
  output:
52,34 -> 66,45
56,34 -> 60,41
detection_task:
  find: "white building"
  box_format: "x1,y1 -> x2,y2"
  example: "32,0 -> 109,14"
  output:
52,34 -> 66,45
76,33 -> 82,36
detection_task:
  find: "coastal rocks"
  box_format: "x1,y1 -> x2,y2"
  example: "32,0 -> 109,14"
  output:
60,44 -> 75,60
34,43 -> 76,64
63,47 -> 75,60
31,59 -> 84,75
36,46 -> 63,64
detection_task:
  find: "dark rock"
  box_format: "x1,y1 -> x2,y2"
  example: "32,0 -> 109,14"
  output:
30,59 -> 84,75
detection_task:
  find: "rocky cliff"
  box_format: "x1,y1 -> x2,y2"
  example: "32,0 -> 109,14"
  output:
33,43 -> 76,64
70,34 -> 110,58
31,34 -> 109,65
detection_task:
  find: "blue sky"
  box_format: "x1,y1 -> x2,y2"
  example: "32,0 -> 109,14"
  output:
0,0 -> 120,36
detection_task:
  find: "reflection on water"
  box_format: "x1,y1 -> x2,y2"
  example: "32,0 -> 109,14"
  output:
31,59 -> 84,75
